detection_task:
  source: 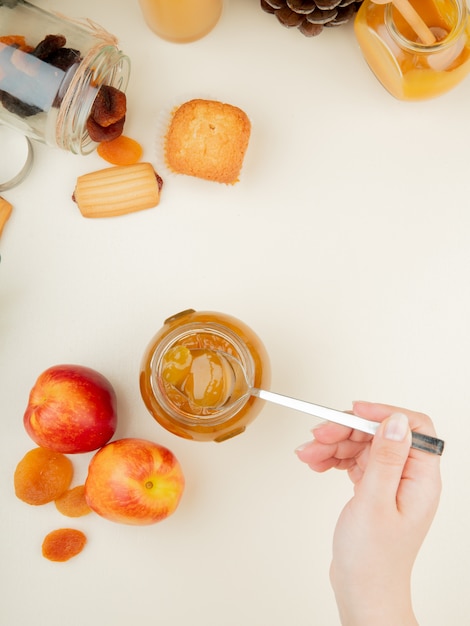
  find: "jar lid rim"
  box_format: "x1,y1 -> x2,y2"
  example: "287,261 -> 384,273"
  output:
0,126 -> 33,191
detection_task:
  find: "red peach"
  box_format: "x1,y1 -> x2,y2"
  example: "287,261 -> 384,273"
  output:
23,364 -> 117,454
85,438 -> 185,525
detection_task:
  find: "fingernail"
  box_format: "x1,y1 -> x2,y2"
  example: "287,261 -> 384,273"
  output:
384,412 -> 409,441
352,400 -> 371,409
295,441 -> 312,454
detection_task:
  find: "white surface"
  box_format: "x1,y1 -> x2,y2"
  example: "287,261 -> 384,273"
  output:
1,1 -> 468,624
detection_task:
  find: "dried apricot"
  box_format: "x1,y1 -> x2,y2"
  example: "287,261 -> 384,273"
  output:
90,85 -> 127,127
42,528 -> 86,562
14,447 -> 73,505
97,135 -> 143,166
55,485 -> 91,518
0,197 -> 13,239
86,115 -> 125,143
0,35 -> 28,50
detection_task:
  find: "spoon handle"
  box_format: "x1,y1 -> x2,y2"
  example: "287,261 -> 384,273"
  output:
392,0 -> 436,46
253,389 -> 444,456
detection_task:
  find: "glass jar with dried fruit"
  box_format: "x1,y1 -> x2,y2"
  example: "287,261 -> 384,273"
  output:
140,309 -> 271,442
0,0 -> 129,154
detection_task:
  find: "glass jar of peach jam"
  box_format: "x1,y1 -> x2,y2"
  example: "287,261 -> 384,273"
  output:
354,0 -> 470,100
0,0 -> 129,154
140,309 -> 271,442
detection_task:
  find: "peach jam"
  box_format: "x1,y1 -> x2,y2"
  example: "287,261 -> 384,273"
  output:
354,0 -> 470,100
140,309 -> 271,442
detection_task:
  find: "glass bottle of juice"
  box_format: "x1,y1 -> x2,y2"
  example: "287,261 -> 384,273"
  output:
354,0 -> 470,100
137,0 -> 224,44
140,309 -> 271,442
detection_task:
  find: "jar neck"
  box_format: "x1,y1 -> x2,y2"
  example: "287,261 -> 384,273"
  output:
56,45 -> 129,154
150,322 -> 255,427
385,0 -> 467,52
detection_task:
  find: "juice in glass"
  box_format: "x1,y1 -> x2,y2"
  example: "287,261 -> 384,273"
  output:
140,310 -> 271,442
137,0 -> 223,43
354,0 -> 470,99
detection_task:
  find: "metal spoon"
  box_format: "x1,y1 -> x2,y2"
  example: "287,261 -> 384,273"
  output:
219,352 -> 445,456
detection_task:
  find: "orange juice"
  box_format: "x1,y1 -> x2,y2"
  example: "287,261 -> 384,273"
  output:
138,0 -> 223,43
140,310 -> 271,442
354,0 -> 470,99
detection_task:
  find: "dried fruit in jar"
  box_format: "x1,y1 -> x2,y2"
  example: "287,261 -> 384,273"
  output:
90,85 -> 126,127
31,34 -> 66,60
0,41 -> 41,116
86,114 -> 126,143
0,33 -> 126,144
55,485 -> 92,518
87,85 -> 127,143
42,528 -> 87,562
0,33 -> 81,117
46,46 -> 81,71
97,135 -> 143,166
0,91 -> 42,117
0,35 -> 31,51
14,447 -> 73,505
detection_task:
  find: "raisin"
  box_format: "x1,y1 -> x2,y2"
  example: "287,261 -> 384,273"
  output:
46,47 -> 81,71
0,43 -> 43,116
31,34 -> 66,60
86,115 -> 126,142
0,90 -> 42,117
90,85 -> 127,127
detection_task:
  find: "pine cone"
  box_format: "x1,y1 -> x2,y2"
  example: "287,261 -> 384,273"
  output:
260,0 -> 363,36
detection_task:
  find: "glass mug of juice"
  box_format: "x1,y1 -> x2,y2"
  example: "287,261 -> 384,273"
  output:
140,309 -> 271,442
354,0 -> 470,100
137,0 -> 224,43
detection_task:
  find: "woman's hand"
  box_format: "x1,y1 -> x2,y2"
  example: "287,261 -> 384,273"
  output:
296,401 -> 442,626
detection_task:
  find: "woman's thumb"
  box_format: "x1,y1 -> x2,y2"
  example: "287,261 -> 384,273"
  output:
359,412 -> 412,508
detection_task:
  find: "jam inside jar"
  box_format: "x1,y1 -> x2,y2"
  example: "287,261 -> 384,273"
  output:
354,0 -> 470,100
140,310 -> 271,442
